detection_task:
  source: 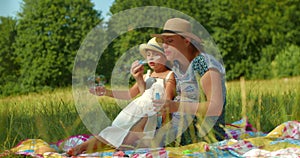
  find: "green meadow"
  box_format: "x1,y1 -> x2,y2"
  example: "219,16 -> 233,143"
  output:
1,77 -> 299,151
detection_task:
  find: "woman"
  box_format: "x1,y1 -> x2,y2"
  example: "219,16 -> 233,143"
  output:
67,37 -> 176,155
152,18 -> 226,145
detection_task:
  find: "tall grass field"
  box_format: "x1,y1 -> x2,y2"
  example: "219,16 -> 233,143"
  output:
1,77 -> 299,151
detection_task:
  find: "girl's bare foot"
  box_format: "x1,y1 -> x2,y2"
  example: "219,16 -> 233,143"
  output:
0,150 -> 12,157
67,145 -> 85,156
66,147 -> 76,156
66,136 -> 114,156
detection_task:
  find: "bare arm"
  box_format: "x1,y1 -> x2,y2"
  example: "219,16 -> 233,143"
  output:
164,72 -> 176,100
104,80 -> 142,100
179,69 -> 223,116
102,84 -> 138,100
131,60 -> 146,94
90,60 -> 146,100
199,68 -> 224,116
156,69 -> 224,116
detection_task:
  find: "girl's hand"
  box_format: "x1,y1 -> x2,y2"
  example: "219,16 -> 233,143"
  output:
153,99 -> 175,114
89,86 -> 106,96
131,60 -> 144,80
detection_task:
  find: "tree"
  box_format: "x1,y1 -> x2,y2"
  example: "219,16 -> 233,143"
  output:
0,16 -> 19,95
13,0 -> 103,92
102,1 -> 167,82
273,44 -> 300,78
207,0 -> 300,80
105,0 -> 300,81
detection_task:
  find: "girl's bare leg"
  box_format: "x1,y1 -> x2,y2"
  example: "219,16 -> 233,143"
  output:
67,136 -> 113,156
120,117 -> 149,149
68,117 -> 150,155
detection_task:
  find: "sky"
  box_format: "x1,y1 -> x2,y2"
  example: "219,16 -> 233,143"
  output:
0,0 -> 114,21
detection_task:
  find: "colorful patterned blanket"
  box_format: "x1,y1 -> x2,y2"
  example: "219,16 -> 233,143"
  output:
2,119 -> 300,158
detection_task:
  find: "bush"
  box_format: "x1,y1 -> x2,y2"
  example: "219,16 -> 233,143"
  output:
272,44 -> 300,78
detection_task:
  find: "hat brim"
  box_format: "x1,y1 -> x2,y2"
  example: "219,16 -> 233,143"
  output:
152,32 -> 203,45
139,44 -> 165,58
151,32 -> 176,38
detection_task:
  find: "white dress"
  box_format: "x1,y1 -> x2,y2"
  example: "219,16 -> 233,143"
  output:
99,71 -> 173,148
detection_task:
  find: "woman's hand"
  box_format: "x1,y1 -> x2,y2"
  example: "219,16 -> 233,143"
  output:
89,86 -> 106,96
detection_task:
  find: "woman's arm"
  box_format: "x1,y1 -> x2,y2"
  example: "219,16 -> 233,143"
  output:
199,68 -> 224,116
155,69 -> 224,116
178,69 -> 223,116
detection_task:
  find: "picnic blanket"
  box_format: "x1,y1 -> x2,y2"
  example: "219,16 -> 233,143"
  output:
2,119 -> 300,158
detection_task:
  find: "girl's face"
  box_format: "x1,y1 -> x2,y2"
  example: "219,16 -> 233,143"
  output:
162,35 -> 186,62
146,50 -> 167,70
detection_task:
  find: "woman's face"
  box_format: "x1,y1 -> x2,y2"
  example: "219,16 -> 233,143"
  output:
162,35 -> 186,62
146,50 -> 167,70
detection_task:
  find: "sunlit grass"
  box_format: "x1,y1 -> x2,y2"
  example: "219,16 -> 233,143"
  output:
226,76 -> 300,132
0,77 -> 299,151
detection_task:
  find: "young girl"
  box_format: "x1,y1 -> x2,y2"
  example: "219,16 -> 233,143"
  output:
67,37 -> 176,155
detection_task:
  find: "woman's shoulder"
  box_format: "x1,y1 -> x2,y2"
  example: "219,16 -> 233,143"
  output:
193,53 -> 206,63
192,54 -> 209,76
192,53 -> 226,76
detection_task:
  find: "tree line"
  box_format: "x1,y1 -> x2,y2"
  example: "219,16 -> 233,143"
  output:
0,0 -> 299,96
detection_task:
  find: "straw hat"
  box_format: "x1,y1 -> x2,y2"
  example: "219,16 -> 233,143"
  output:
152,18 -> 202,44
139,37 -> 164,58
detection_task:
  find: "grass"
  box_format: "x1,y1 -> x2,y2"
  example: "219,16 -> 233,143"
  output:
0,76 -> 299,151
226,76 -> 300,132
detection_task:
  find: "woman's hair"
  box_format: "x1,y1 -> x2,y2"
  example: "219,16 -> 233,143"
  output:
191,39 -> 204,53
179,36 -> 204,55
165,60 -> 172,70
